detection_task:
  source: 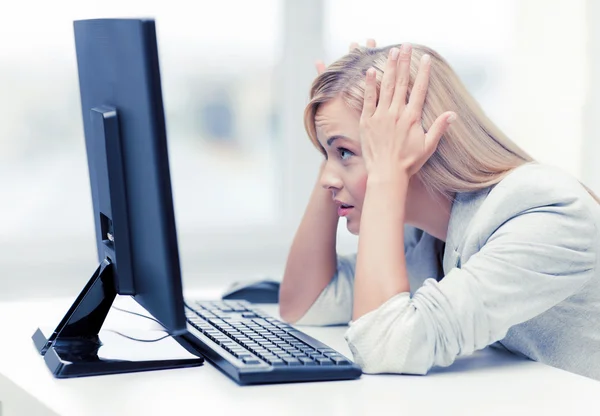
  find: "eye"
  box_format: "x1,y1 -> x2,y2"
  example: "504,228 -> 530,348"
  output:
337,147 -> 354,161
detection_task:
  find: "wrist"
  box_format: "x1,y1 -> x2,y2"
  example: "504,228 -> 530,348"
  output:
366,168 -> 411,187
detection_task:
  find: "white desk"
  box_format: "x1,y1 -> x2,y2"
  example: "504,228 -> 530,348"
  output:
1,291 -> 599,416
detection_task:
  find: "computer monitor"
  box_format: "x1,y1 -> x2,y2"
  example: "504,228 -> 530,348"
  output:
31,18 -> 204,377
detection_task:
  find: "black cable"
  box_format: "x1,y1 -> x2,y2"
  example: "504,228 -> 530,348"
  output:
111,305 -> 163,326
106,329 -> 171,343
109,305 -> 172,343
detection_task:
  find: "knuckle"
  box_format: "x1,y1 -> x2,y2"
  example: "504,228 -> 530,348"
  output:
372,111 -> 385,121
382,81 -> 395,93
415,82 -> 428,95
396,75 -> 409,87
407,110 -> 421,124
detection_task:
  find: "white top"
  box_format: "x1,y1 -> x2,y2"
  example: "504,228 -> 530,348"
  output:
295,163 -> 600,381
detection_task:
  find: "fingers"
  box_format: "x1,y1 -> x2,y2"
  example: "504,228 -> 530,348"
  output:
377,48 -> 400,110
315,60 -> 326,75
424,111 -> 456,155
390,43 -> 412,113
406,54 -> 432,120
350,39 -> 376,52
361,68 -> 378,118
327,38 -> 379,75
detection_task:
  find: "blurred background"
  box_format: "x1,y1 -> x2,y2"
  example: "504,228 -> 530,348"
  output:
1,0 -> 599,300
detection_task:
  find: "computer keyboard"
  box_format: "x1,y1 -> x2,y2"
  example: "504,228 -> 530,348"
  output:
184,299 -> 362,385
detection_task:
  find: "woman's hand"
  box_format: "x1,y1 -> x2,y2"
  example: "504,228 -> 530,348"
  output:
360,44 -> 456,181
315,39 -> 377,75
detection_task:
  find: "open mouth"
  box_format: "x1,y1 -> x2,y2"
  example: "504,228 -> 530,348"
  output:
337,204 -> 354,217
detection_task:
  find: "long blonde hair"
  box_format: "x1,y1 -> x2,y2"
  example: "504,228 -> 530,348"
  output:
304,44 -> 599,202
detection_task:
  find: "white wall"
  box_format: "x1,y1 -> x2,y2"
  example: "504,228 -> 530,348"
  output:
508,0 -> 589,182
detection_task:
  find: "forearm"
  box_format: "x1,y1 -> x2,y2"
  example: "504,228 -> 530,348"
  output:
353,175 -> 410,320
279,180 -> 340,323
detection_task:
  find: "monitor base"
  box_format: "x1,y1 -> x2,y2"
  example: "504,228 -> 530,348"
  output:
32,327 -> 204,378
32,259 -> 204,378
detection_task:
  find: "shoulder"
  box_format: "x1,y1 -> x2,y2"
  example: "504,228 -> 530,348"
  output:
461,162 -> 600,252
479,162 -> 596,220
493,162 -> 589,201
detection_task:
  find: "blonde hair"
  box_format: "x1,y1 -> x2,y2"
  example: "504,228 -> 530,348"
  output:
304,44 -> 599,203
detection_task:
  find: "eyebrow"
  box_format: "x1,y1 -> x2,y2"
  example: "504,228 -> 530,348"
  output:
326,135 -> 353,146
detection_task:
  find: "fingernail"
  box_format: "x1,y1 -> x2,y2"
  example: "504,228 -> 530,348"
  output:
447,113 -> 457,123
390,48 -> 399,60
367,68 -> 376,78
422,54 -> 431,64
401,43 -> 411,53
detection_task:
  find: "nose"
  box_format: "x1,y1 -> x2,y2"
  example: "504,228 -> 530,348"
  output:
320,162 -> 343,191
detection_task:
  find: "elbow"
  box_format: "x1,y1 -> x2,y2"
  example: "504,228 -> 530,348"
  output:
343,295 -> 431,375
346,343 -> 402,375
277,287 -> 304,324
278,304 -> 301,324
348,341 -> 430,375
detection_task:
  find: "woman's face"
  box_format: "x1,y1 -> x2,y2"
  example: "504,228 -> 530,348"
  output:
315,97 -> 368,235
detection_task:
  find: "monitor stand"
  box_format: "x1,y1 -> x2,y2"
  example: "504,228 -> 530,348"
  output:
31,106 -> 204,378
32,258 -> 204,378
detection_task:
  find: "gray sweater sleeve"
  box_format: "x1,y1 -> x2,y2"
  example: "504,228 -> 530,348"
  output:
344,198 -> 598,374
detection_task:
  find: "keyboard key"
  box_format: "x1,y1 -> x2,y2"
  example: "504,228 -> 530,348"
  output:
316,357 -> 335,366
287,330 -> 332,351
237,352 -> 254,359
331,356 -> 351,365
242,358 -> 262,365
299,357 -> 317,365
282,357 -> 302,366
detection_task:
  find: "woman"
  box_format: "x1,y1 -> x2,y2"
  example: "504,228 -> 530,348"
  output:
279,41 -> 600,380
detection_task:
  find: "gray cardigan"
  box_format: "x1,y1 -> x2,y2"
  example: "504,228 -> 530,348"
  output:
295,162 -> 600,380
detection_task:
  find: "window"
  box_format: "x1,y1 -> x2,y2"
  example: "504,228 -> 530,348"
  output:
1,0 -> 321,296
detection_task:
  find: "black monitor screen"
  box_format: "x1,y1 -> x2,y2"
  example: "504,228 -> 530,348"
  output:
74,18 -> 187,335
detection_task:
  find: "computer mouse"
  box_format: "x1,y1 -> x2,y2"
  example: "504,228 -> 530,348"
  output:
221,279 -> 280,304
